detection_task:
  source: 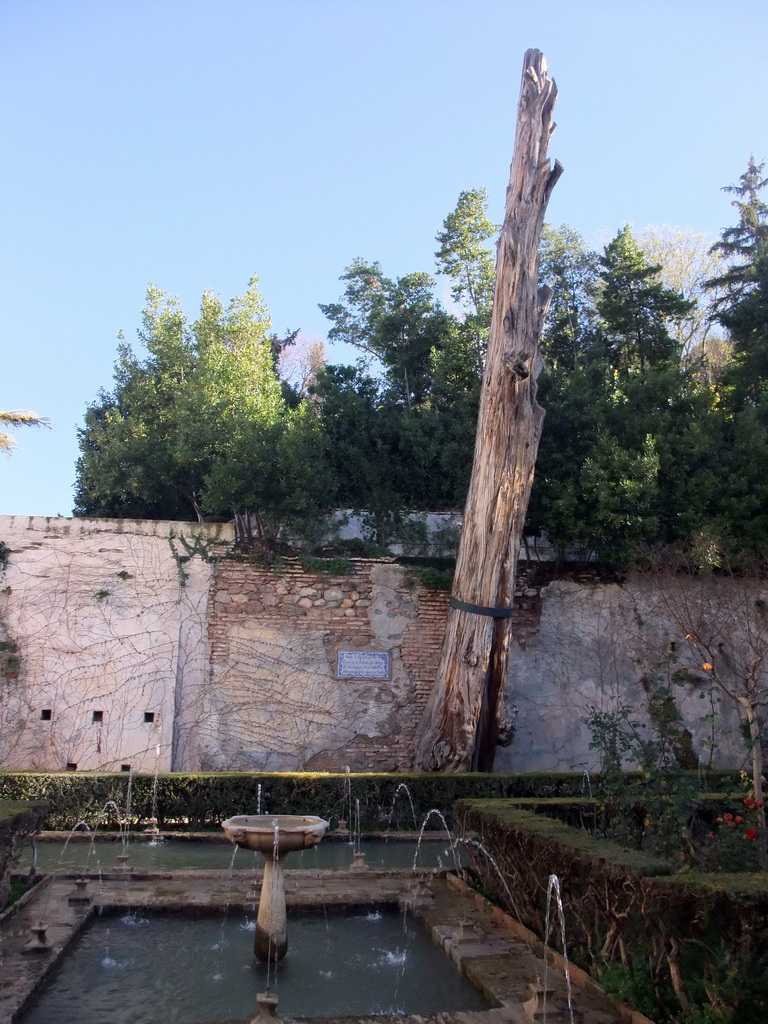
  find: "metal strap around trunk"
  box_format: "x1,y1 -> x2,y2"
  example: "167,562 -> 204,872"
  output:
449,596 -> 514,619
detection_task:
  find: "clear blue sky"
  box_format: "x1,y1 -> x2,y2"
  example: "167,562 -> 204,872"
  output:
1,0 -> 766,517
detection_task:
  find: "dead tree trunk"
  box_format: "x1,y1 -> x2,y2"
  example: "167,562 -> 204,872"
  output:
416,49 -> 561,771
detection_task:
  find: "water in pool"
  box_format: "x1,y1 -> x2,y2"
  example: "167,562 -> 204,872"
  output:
19,907 -> 492,1022
22,837 -> 463,872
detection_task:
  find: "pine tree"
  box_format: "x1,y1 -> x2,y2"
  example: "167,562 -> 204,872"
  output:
706,159 -> 768,410
597,226 -> 693,370
707,157 -> 768,307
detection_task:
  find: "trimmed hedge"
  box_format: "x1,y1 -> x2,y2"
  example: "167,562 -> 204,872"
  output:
0,771 -> 592,831
0,800 -> 47,911
456,799 -> 671,876
0,769 -> 742,833
456,798 -> 768,1024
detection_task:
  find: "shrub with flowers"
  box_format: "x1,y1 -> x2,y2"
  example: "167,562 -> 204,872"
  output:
698,795 -> 763,871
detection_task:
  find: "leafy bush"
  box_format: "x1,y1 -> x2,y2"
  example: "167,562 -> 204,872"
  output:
456,798 -> 768,1024
0,771 -> 632,831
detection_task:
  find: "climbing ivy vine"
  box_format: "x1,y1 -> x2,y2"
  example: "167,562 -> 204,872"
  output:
167,528 -> 224,587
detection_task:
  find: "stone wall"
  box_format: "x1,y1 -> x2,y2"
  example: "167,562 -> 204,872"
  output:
498,574 -> 751,773
0,517 -> 450,772
192,557 -> 445,771
0,516 -> 228,773
0,516 -> 758,773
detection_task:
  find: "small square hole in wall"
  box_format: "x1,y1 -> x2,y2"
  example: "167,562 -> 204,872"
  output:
121,764 -> 131,772
92,710 -> 104,723
66,762 -> 78,771
40,709 -> 52,721
144,711 -> 155,723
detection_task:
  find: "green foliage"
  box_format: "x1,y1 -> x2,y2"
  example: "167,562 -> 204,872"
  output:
697,794 -> 763,872
0,541 -> 9,572
310,361 -> 473,530
597,225 -> 693,370
597,961 -> 671,1020
458,799 -> 671,875
70,172 -> 768,568
708,156 -> 768,308
584,658 -> 710,863
405,565 -> 454,591
321,538 -> 393,559
718,249 -> 768,409
530,224 -> 727,562
0,771 -> 604,832
167,528 -> 223,586
3,873 -> 42,911
319,260 -> 454,410
538,224 -> 600,370
458,798 -> 768,1024
312,187 -> 499,534
0,800 -> 47,911
434,186 -> 498,366
75,278 -> 333,550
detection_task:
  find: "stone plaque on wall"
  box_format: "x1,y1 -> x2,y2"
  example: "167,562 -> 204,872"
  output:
337,649 -> 390,679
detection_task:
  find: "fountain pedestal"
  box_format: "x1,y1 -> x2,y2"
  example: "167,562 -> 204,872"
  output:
222,814 -> 328,962
252,991 -> 280,1022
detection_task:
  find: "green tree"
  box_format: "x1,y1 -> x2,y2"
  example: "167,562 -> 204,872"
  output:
75,277 -> 332,545
719,249 -> 768,407
310,364 -> 407,542
538,224 -> 600,370
597,226 -> 693,370
702,252 -> 768,553
707,156 -> 768,307
707,160 -> 768,409
171,282 -> 283,494
434,187 -> 498,368
319,260 -> 453,411
75,288 -> 199,520
315,195 -> 496,538
529,226 -> 714,561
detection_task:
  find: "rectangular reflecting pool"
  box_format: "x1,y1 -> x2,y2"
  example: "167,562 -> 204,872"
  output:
19,907 -> 492,1022
22,836 -> 464,872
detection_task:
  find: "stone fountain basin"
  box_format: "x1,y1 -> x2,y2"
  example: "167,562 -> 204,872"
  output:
221,814 -> 329,855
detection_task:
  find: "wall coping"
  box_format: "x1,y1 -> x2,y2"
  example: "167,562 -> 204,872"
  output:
0,515 -> 235,543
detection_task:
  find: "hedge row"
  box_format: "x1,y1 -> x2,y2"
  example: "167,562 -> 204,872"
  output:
0,772 -> 581,831
0,800 -> 47,911
456,798 -> 768,1023
0,770 -> 741,832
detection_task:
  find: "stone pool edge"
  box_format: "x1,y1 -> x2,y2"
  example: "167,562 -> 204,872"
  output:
1,869 -> 651,1024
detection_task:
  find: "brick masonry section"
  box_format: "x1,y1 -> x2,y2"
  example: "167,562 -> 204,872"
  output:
201,557 -> 453,771
198,556 -> 544,773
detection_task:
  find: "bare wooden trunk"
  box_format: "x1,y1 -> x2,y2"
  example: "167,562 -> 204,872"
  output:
416,49 -> 561,772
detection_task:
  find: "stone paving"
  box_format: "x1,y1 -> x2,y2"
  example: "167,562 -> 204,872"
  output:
0,865 -> 647,1024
